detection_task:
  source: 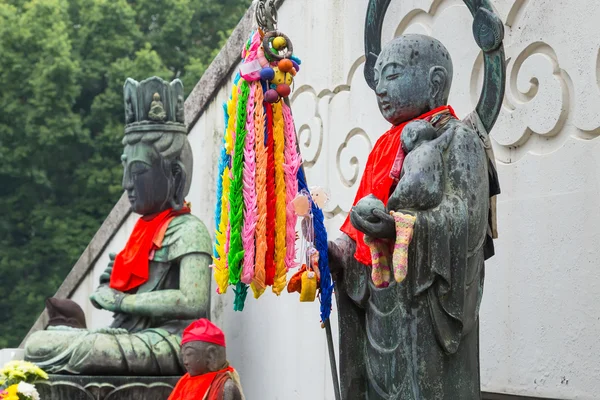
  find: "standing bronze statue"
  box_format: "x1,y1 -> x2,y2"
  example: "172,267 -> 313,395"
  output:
328,1 -> 505,399
24,77 -> 212,376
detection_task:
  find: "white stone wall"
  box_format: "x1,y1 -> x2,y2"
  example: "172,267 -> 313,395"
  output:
60,0 -> 600,399
70,214 -> 139,330
0,349 -> 24,367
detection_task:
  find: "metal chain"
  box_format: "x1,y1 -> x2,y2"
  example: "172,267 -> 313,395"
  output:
255,0 -> 277,31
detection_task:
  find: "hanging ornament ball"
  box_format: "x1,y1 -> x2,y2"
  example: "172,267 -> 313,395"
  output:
311,187 -> 330,209
276,83 -> 291,98
260,67 -> 275,81
292,194 -> 311,217
291,60 -> 300,72
272,67 -> 292,85
273,36 -> 287,50
278,59 -> 294,73
265,89 -> 280,103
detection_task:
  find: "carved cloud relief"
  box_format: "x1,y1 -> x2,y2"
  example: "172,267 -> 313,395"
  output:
289,0 -> 600,222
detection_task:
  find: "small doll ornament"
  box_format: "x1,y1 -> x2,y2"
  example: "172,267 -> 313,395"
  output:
287,187 -> 329,302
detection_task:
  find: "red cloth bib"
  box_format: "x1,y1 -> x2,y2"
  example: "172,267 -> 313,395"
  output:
110,207 -> 190,292
340,106 -> 457,266
168,366 -> 235,400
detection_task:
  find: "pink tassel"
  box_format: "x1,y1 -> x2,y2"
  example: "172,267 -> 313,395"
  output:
282,102 -> 301,270
241,82 -> 258,284
243,30 -> 262,62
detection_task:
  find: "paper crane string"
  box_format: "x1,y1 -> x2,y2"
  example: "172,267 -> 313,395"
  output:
211,22 -> 333,324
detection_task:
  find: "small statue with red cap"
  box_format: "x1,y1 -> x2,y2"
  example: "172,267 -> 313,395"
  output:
168,319 -> 244,400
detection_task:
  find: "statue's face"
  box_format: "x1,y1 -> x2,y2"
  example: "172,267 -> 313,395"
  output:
182,342 -> 225,377
374,43 -> 431,126
182,342 -> 209,376
122,142 -> 171,215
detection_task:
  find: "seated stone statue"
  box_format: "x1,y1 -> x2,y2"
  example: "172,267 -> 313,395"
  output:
24,77 -> 212,376
148,92 -> 167,121
329,34 -> 501,399
168,319 -> 244,400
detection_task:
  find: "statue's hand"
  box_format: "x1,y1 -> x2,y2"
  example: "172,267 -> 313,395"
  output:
328,239 -> 344,278
99,253 -> 116,285
350,194 -> 395,239
328,235 -> 356,277
90,286 -> 125,312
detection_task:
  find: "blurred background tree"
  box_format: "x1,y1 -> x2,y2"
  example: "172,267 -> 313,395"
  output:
0,0 -> 250,347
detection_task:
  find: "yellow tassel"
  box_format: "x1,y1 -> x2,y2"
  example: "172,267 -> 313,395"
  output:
225,84 -> 238,155
272,101 -> 288,295
214,166 -> 231,294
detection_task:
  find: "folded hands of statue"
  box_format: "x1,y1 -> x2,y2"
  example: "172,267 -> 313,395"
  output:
89,285 -> 125,312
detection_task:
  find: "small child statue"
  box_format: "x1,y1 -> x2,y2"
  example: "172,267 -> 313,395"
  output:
168,319 -> 244,400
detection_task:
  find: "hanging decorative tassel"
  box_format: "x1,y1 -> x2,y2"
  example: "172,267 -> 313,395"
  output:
227,80 -> 250,287
272,101 -> 288,295
264,104 -> 276,287
297,167 -> 334,324
241,82 -> 258,285
283,102 -> 301,271
212,7 -> 333,321
212,79 -> 239,295
251,82 -> 268,298
213,24 -> 303,310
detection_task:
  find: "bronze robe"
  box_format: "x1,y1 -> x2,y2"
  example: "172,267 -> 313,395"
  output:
25,214 -> 211,375
336,119 -> 490,399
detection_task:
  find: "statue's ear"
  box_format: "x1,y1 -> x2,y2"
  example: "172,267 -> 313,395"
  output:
428,66 -> 449,109
169,160 -> 186,211
204,345 -> 219,370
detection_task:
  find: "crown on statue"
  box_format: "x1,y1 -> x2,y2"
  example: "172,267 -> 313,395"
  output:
123,76 -> 186,134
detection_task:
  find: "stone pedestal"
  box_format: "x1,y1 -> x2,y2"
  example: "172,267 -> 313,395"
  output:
36,375 -> 181,400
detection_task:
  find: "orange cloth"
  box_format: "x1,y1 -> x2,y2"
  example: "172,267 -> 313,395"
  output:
340,106 -> 456,266
287,264 -> 307,293
110,207 -> 190,292
168,366 -> 235,400
206,371 -> 233,399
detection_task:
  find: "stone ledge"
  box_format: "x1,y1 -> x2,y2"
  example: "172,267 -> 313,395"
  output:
482,392 -> 563,400
36,375 -> 181,400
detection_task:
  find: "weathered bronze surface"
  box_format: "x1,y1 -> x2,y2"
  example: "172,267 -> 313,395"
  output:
24,77 -> 212,376
329,2 -> 506,398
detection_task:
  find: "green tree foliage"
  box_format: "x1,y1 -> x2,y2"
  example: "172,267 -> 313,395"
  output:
0,0 -> 250,347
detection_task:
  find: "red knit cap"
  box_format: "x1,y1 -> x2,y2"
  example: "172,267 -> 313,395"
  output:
181,318 -> 226,347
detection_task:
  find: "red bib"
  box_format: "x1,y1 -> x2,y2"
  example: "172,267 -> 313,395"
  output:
340,106 -> 457,265
110,207 -> 190,292
168,367 -> 235,400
